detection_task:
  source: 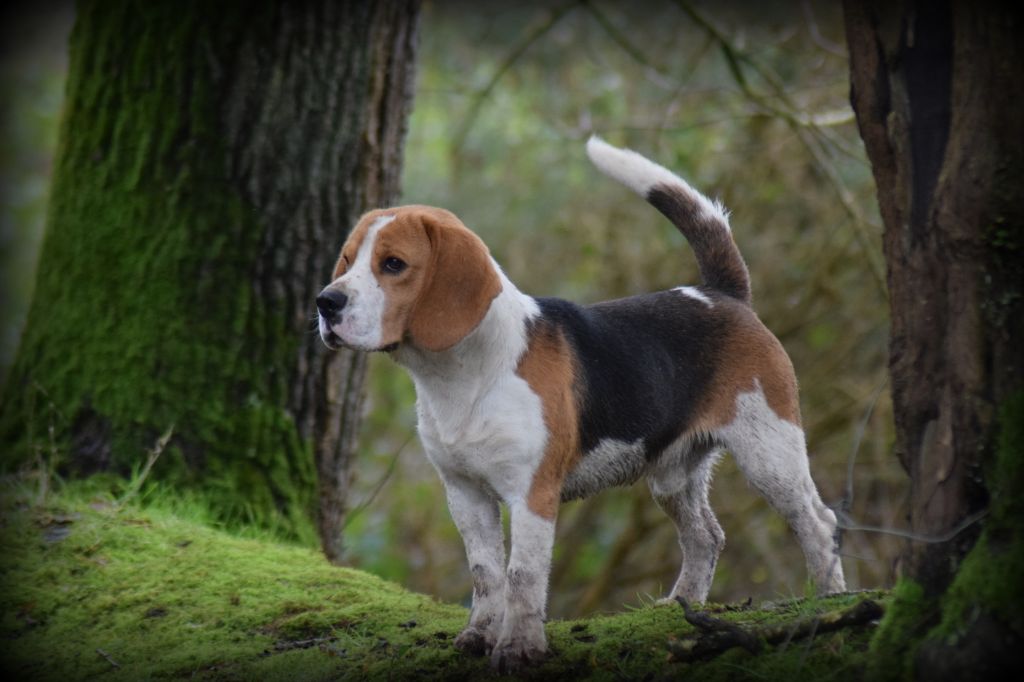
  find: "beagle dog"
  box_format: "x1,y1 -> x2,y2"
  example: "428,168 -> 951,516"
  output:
316,137 -> 845,671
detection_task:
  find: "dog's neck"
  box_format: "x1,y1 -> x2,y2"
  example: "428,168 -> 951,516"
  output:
392,262 -> 538,396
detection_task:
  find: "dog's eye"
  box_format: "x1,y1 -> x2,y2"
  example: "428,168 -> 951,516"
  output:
381,257 -> 406,274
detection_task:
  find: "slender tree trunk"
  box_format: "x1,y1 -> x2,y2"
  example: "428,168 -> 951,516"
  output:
1,0 -> 419,562
844,1 -> 1024,677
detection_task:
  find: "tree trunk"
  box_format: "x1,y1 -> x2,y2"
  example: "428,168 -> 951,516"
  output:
844,1 -> 1024,678
0,0 -> 419,563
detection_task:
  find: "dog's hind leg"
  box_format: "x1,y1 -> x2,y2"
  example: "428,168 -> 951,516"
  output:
719,389 -> 846,595
647,445 -> 726,604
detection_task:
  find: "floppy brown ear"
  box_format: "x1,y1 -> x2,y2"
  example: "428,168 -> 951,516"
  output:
408,210 -> 502,352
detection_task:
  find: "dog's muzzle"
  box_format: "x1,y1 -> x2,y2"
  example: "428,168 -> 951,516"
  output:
316,288 -> 348,349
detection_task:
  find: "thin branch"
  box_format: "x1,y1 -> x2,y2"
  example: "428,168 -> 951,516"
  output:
792,128 -> 888,292
801,0 -> 846,58
675,597 -> 762,655
835,509 -> 988,544
342,436 -> 413,529
668,597 -> 885,663
116,425 -> 174,508
96,648 -> 121,669
582,0 -> 674,85
672,0 -> 887,294
451,2 -> 578,155
842,377 -> 889,510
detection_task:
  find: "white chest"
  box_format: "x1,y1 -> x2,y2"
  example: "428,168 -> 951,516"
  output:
413,372 -> 547,502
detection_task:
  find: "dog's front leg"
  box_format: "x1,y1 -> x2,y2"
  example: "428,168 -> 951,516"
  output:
441,473 -> 506,656
491,501 -> 555,672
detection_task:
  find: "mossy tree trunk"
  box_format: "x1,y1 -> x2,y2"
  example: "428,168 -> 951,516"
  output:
844,1 -> 1024,678
0,0 -> 420,562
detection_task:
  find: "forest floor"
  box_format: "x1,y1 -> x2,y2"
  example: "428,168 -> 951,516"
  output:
0,477 -> 888,681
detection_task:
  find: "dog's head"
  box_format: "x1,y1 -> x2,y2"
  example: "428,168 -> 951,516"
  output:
316,205 -> 502,353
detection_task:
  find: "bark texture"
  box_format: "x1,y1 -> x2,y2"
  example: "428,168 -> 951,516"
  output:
844,1 -> 1024,678
1,0 -> 419,561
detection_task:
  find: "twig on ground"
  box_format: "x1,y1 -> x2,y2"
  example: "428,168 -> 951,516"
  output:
116,425 -> 174,508
758,598 -> 883,644
667,597 -> 885,663
674,597 -> 762,656
96,648 -> 120,669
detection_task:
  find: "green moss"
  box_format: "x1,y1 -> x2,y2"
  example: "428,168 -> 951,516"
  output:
0,0 -> 317,542
0,478 -> 888,680
930,391 -> 1024,638
0,479 -> 465,681
864,579 -> 933,682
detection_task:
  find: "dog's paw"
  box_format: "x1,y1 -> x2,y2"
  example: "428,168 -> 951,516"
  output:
489,635 -> 547,674
454,626 -> 493,657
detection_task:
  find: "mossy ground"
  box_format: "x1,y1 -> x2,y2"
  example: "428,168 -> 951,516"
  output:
0,477 -> 887,681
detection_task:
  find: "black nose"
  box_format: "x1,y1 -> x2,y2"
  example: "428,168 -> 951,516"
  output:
316,289 -> 348,318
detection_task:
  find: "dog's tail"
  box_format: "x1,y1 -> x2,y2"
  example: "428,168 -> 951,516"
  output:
585,136 -> 751,304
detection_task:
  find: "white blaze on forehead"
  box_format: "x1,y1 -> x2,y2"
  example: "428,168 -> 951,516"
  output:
336,214 -> 395,284
328,214 -> 395,350
348,215 -> 391,274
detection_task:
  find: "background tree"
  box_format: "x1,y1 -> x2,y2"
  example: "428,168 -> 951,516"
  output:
844,1 -> 1024,677
0,0 -> 420,562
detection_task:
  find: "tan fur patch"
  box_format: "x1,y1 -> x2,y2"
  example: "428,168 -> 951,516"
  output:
694,309 -> 801,430
518,324 -> 580,520
373,214 -> 435,344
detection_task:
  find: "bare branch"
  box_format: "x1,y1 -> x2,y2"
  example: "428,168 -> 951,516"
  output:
582,1 -> 675,86
343,436 -> 413,529
670,0 -> 887,294
843,377 -> 889,510
116,425 -> 175,508
96,648 -> 121,669
835,509 -> 988,544
801,0 -> 846,58
668,598 -> 885,663
451,2 -> 578,155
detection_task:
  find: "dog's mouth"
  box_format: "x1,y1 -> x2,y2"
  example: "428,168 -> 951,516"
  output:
321,329 -> 345,350
319,322 -> 398,354
318,314 -> 343,350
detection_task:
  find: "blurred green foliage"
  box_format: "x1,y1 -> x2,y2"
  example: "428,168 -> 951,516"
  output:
1,0 -> 906,618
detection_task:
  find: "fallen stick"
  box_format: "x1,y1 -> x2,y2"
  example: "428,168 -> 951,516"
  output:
667,597 -> 885,663
96,648 -> 121,669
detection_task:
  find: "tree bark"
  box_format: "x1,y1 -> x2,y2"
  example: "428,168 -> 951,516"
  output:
0,0 -> 419,563
844,0 -> 1024,677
